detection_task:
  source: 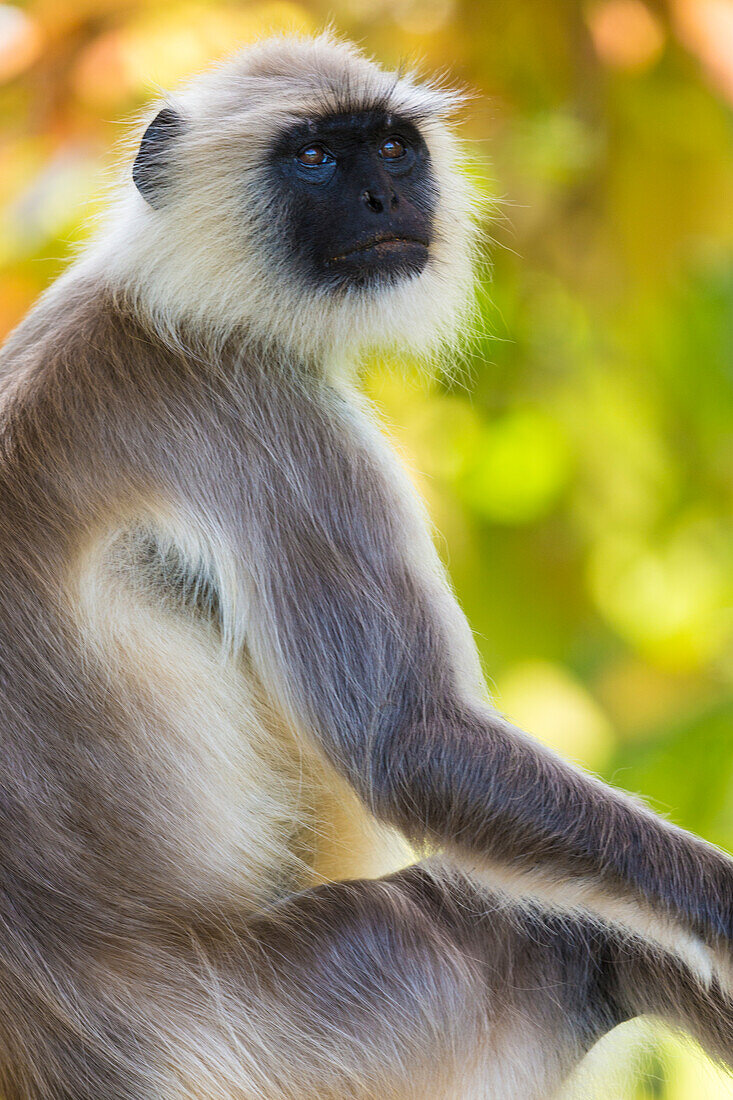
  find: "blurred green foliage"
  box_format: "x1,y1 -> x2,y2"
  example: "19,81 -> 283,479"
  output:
0,0 -> 731,1094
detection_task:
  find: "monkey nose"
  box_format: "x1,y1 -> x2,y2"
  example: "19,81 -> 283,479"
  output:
361,188 -> 398,213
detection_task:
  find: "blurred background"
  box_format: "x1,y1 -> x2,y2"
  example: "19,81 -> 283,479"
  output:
0,0 -> 731,1094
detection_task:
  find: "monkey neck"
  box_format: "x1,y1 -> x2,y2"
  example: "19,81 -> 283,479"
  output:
67,213 -> 370,374
2,268 -> 349,396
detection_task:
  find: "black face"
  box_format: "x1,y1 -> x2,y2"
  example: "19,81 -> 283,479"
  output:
268,110 -> 436,290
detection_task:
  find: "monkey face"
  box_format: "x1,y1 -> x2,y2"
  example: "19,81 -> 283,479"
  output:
267,110 -> 437,291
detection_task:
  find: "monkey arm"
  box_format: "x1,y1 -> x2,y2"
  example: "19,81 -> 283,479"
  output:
370,707 -> 733,951
243,381 -> 733,963
281,628 -> 733,962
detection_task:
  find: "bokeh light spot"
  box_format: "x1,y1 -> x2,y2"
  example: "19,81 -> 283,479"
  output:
585,0 -> 665,72
588,520 -> 732,670
496,660 -> 614,767
458,408 -> 572,525
0,6 -> 42,83
674,0 -> 733,105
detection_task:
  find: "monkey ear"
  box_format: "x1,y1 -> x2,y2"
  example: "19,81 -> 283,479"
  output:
132,107 -> 185,210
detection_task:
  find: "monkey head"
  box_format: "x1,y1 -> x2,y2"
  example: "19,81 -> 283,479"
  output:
89,34 -> 479,363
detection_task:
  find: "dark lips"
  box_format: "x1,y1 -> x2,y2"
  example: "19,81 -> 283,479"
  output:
327,234 -> 429,264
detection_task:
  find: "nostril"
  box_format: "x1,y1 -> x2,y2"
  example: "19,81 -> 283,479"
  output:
390,191 -> 398,209
362,189 -> 384,213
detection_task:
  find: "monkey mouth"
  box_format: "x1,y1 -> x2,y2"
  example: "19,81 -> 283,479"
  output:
327,234 -> 430,264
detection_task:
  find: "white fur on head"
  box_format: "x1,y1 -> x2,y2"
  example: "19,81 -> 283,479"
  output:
83,32 -> 480,366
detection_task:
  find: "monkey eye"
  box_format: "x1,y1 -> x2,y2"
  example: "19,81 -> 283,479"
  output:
379,137 -> 407,160
296,144 -> 334,168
